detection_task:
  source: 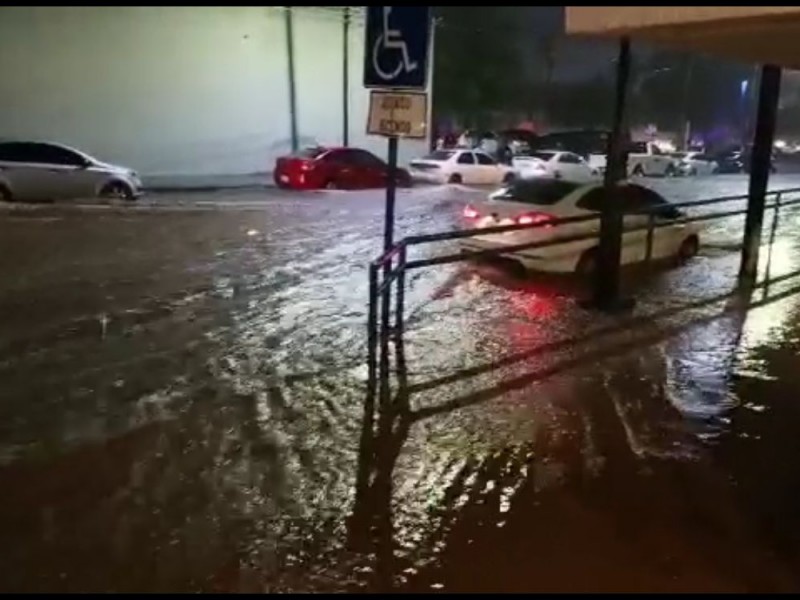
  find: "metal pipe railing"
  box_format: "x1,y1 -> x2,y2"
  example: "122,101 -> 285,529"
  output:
365,185 -> 800,405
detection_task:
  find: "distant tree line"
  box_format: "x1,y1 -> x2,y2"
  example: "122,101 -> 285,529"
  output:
433,6 -> 758,137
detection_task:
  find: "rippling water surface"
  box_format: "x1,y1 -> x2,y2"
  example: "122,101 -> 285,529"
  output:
3,178 -> 800,591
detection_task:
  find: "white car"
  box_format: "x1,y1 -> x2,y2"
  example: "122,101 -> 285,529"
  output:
671,151 -> 719,176
459,179 -> 701,275
0,140 -> 142,202
627,141 -> 677,177
512,150 -> 601,183
409,149 -> 515,186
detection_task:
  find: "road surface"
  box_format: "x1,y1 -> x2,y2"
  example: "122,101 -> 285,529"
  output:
2,175 -> 800,592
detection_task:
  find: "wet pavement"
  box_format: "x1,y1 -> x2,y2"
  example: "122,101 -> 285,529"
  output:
4,175 -> 800,591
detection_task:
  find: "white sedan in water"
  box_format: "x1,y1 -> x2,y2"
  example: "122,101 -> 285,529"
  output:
512,150 -> 601,183
0,140 -> 142,202
459,179 -> 701,275
671,151 -> 720,176
409,149 -> 515,186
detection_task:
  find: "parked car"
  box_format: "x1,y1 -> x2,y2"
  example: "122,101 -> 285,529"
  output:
0,140 -> 142,202
712,149 -> 746,174
409,149 -> 515,186
712,146 -> 777,174
670,151 -> 719,176
627,141 -> 677,177
273,146 -> 411,190
512,150 -> 600,184
459,179 -> 700,275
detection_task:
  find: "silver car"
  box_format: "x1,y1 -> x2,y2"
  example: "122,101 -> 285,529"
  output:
0,141 -> 142,202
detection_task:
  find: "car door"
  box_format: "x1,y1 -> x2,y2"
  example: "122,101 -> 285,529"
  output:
455,151 -> 478,184
0,142 -> 59,200
474,151 -> 503,184
556,152 -> 593,182
352,149 -> 390,188
628,186 -> 687,261
324,149 -> 361,189
694,153 -> 716,175
35,143 -> 97,199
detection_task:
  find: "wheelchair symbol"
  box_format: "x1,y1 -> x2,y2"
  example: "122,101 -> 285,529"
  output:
372,7 -> 418,82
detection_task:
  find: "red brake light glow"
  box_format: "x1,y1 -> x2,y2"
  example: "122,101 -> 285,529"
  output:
463,205 -> 479,219
517,212 -> 554,227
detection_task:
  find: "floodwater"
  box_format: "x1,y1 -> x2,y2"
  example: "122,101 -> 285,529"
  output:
3,176 -> 800,592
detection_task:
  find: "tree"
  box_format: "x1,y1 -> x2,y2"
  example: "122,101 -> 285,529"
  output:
433,7 -> 525,128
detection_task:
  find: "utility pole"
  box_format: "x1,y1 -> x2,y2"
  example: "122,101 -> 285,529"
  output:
680,56 -> 695,150
342,7 -> 350,147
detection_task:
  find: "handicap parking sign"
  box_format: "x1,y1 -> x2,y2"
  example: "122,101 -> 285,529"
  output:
364,6 -> 431,90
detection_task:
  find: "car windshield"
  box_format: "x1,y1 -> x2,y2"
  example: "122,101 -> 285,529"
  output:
424,151 -> 455,161
524,151 -> 556,161
493,179 -> 580,205
294,147 -> 326,159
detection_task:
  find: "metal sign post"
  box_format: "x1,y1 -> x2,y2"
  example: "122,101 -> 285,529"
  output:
363,6 -> 431,420
364,6 -> 431,253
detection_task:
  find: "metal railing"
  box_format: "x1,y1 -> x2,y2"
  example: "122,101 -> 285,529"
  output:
366,186 -> 800,406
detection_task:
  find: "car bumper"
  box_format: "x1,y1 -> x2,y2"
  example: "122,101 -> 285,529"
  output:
410,170 -> 446,184
458,234 -> 579,273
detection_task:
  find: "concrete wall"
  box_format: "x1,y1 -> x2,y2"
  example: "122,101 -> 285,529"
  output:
0,7 -> 429,180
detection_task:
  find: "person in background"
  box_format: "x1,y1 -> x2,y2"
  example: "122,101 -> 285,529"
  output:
457,130 -> 473,148
497,140 -> 513,165
479,132 -> 498,157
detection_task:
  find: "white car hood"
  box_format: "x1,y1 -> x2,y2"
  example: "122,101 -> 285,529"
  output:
92,160 -> 134,175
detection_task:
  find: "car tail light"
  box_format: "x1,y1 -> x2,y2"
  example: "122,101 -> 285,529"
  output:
517,211 -> 554,227
300,161 -> 312,171
463,205 -> 479,219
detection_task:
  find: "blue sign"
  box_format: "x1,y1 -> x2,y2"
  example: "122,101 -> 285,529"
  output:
363,6 -> 430,90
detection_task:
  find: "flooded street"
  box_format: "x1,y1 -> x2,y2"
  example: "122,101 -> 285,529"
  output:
4,175 -> 800,591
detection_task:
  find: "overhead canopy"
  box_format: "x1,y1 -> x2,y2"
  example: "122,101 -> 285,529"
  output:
565,7 -> 800,69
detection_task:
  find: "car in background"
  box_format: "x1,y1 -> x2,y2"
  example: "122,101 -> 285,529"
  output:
670,151 -> 719,176
0,140 -> 142,202
273,146 -> 411,191
409,149 -> 515,186
530,129 -> 618,174
627,141 -> 677,177
512,150 -> 600,183
459,179 -> 700,276
712,146 -> 777,174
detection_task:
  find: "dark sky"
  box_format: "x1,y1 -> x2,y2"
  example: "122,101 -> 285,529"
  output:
519,7 -> 621,83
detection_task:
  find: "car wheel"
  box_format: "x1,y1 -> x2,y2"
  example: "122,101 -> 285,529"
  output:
448,173 -> 463,184
676,235 -> 699,264
632,164 -> 645,177
0,185 -> 13,203
575,248 -> 598,277
502,172 -> 515,184
665,164 -> 676,177
100,181 -> 134,201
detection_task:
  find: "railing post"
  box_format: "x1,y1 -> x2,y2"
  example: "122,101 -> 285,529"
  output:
764,191 -> 782,289
645,213 -> 655,267
379,258 -> 393,410
367,263 -> 379,403
395,244 -> 407,338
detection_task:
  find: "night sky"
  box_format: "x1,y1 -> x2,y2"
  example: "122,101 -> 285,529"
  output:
520,7 -> 622,83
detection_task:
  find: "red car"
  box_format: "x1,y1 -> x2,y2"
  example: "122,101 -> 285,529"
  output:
274,146 -> 412,190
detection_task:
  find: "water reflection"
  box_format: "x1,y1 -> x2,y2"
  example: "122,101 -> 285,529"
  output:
349,262 -> 800,592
